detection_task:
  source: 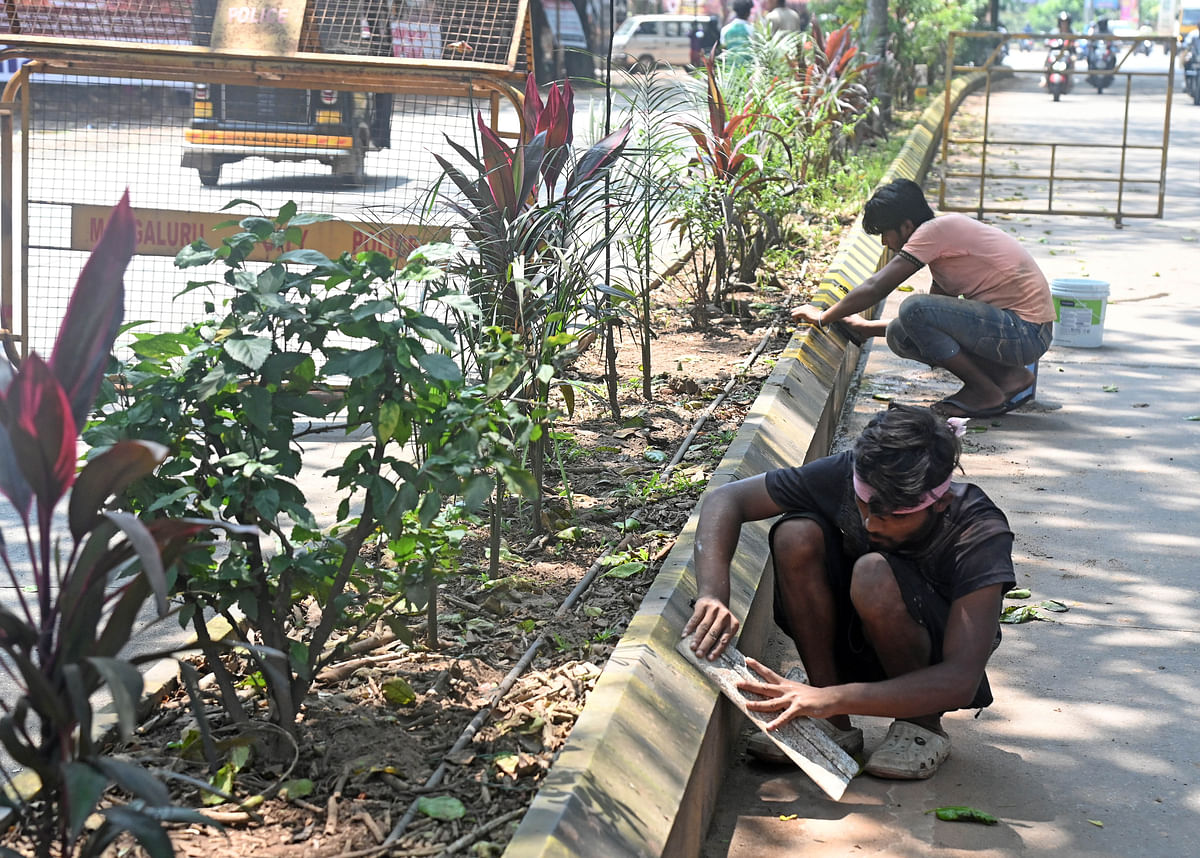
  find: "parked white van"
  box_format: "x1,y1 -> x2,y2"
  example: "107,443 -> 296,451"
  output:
611,13 -> 720,70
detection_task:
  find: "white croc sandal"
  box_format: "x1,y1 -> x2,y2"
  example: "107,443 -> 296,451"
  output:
864,721 -> 950,780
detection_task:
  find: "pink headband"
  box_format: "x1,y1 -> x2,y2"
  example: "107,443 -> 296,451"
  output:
853,471 -> 953,515
851,417 -> 965,514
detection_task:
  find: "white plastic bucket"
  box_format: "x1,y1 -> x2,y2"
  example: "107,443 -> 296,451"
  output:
1051,278 -> 1110,348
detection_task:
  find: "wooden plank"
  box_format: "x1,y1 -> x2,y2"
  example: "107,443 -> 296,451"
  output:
677,635 -> 858,801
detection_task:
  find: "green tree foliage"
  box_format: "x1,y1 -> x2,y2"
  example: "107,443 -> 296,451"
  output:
812,0 -> 976,102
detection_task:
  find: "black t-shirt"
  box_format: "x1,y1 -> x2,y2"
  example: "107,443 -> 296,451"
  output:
764,451 -> 1016,602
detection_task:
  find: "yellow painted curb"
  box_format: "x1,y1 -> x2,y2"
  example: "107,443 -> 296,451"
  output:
504,73 -> 989,858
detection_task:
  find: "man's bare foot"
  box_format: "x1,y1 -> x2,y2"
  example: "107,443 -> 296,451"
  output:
997,366 -> 1036,400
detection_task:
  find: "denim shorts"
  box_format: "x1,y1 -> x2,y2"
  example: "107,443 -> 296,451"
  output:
885,293 -> 1053,367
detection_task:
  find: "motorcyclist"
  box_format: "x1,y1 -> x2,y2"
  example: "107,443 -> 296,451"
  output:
1183,29 -> 1200,103
1086,17 -> 1112,66
1043,12 -> 1077,97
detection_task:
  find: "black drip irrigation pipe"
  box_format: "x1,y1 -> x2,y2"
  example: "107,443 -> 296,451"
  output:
371,529 -> 639,854
660,323 -> 780,480
365,322 -> 782,855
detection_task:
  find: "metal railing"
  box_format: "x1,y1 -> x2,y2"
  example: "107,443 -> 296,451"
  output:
939,31 -> 1177,227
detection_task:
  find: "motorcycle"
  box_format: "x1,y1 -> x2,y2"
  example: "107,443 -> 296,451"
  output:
1085,40 -> 1117,94
1184,35 -> 1200,105
1044,39 -> 1075,101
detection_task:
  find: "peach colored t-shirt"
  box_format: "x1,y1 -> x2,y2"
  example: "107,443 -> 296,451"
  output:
898,213 -> 1055,324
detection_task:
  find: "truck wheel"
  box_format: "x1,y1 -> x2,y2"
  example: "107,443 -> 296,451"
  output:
336,127 -> 369,187
635,54 -> 655,73
197,164 -> 221,186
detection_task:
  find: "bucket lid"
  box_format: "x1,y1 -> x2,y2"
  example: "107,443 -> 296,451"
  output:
1050,277 -> 1110,297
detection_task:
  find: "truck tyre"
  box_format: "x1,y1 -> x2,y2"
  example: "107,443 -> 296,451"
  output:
336,126 -> 369,187
197,164 -> 221,186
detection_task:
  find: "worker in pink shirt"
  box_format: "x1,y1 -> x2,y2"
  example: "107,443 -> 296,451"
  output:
792,179 -> 1054,418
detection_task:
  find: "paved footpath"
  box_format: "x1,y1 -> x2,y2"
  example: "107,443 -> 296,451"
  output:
702,80 -> 1200,856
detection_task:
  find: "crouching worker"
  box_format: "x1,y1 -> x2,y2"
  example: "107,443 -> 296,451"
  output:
792,178 -> 1054,419
683,405 -> 1014,780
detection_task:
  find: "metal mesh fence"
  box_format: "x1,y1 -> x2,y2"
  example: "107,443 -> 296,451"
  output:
19,71 -> 519,356
2,0 -> 528,69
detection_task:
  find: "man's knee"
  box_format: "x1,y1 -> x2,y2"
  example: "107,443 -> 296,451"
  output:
848,553 -> 907,619
771,517 -> 826,583
885,318 -> 918,360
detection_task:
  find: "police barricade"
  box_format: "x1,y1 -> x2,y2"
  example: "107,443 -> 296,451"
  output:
0,0 -> 533,356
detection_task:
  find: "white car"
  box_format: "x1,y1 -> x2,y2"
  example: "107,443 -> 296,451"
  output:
611,14 -> 719,70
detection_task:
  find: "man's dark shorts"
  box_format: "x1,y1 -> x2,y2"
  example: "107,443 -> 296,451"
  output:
768,511 -> 995,710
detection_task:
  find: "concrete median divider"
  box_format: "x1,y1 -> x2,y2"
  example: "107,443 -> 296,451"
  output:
504,73 -> 985,858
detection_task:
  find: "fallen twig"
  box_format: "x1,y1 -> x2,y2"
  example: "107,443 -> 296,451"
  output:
356,811 -> 385,844
200,809 -> 259,826
434,807 -> 524,856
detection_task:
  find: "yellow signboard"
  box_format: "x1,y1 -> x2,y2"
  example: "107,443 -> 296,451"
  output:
71,206 -> 450,265
211,0 -> 307,54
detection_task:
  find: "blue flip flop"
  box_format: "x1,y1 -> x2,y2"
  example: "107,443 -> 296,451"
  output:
999,389 -> 1034,413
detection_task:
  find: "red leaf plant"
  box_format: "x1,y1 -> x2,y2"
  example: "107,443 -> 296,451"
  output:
0,193 -> 234,858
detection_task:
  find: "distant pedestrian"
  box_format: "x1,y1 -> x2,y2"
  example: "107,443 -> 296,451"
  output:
720,0 -> 754,61
765,0 -> 802,33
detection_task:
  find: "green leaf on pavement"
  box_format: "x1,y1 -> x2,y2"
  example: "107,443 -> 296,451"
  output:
999,605 -> 1046,624
1102,385 -> 1119,393
925,805 -> 998,825
1005,588 -> 1031,599
418,795 -> 465,821
1038,599 -> 1070,613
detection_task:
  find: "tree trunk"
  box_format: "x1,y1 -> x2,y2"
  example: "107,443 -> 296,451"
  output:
862,0 -> 890,126
489,471 -> 504,579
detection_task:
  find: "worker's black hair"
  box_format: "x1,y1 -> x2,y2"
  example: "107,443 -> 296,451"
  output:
852,404 -> 961,514
861,178 -> 936,235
